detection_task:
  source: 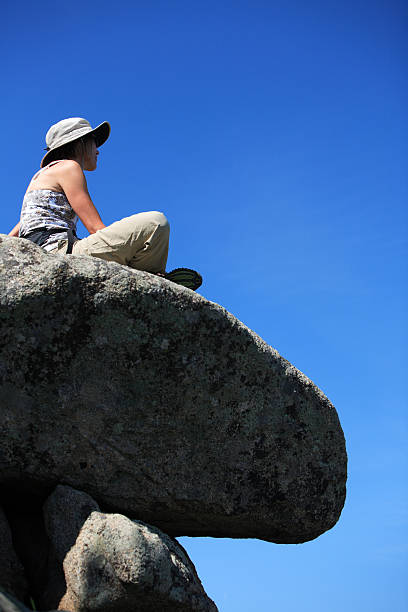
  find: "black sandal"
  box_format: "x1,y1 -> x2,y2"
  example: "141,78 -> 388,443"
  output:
165,268 -> 202,291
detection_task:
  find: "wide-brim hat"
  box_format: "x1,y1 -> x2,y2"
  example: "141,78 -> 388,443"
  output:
41,117 -> 110,168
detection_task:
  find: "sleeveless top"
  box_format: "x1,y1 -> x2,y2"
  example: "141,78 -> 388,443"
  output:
19,161 -> 79,252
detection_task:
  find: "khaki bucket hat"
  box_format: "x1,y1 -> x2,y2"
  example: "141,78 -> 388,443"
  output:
41,117 -> 110,168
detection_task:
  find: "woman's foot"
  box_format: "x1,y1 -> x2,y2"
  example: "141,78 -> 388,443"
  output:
156,268 -> 202,291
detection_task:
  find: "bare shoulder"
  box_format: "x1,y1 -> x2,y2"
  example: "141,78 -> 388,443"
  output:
26,159 -> 85,193
54,159 -> 83,177
58,160 -> 88,188
56,160 -> 89,195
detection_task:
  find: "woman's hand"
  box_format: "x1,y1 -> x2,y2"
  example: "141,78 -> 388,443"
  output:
58,161 -> 106,234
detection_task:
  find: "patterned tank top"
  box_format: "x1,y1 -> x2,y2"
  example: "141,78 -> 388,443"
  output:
19,161 -> 79,251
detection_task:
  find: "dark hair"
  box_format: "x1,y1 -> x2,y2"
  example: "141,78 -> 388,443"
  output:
46,134 -> 95,164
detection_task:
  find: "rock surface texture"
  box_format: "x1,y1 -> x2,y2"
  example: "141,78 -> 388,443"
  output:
0,235 -> 347,543
36,486 -> 101,609
43,485 -> 100,563
59,512 -> 218,612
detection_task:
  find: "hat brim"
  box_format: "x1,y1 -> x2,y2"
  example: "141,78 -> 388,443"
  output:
40,120 -> 111,168
92,121 -> 111,148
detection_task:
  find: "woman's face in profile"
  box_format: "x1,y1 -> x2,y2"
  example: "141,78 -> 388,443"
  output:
84,138 -> 99,171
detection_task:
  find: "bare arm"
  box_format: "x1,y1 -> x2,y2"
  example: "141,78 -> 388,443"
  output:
8,221 -> 21,237
59,161 -> 106,234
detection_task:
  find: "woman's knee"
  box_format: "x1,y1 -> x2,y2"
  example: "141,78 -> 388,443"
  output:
128,211 -> 169,234
149,211 -> 169,233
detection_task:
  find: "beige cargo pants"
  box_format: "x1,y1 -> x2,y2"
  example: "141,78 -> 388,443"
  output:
53,211 -> 169,274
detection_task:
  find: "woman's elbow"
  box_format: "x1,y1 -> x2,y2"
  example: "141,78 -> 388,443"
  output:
87,221 -> 106,234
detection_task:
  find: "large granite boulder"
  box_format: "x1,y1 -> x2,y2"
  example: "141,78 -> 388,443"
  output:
59,512 -> 218,612
0,235 -> 347,543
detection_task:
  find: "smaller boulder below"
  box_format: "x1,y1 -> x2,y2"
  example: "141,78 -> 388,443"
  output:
0,507 -> 27,602
43,485 -> 100,563
60,512 -> 218,612
39,485 -> 100,610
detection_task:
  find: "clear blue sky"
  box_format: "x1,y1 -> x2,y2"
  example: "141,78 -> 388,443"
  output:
2,1 -> 407,610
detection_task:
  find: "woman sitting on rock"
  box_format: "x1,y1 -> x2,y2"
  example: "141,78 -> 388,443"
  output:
9,117 -> 202,290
